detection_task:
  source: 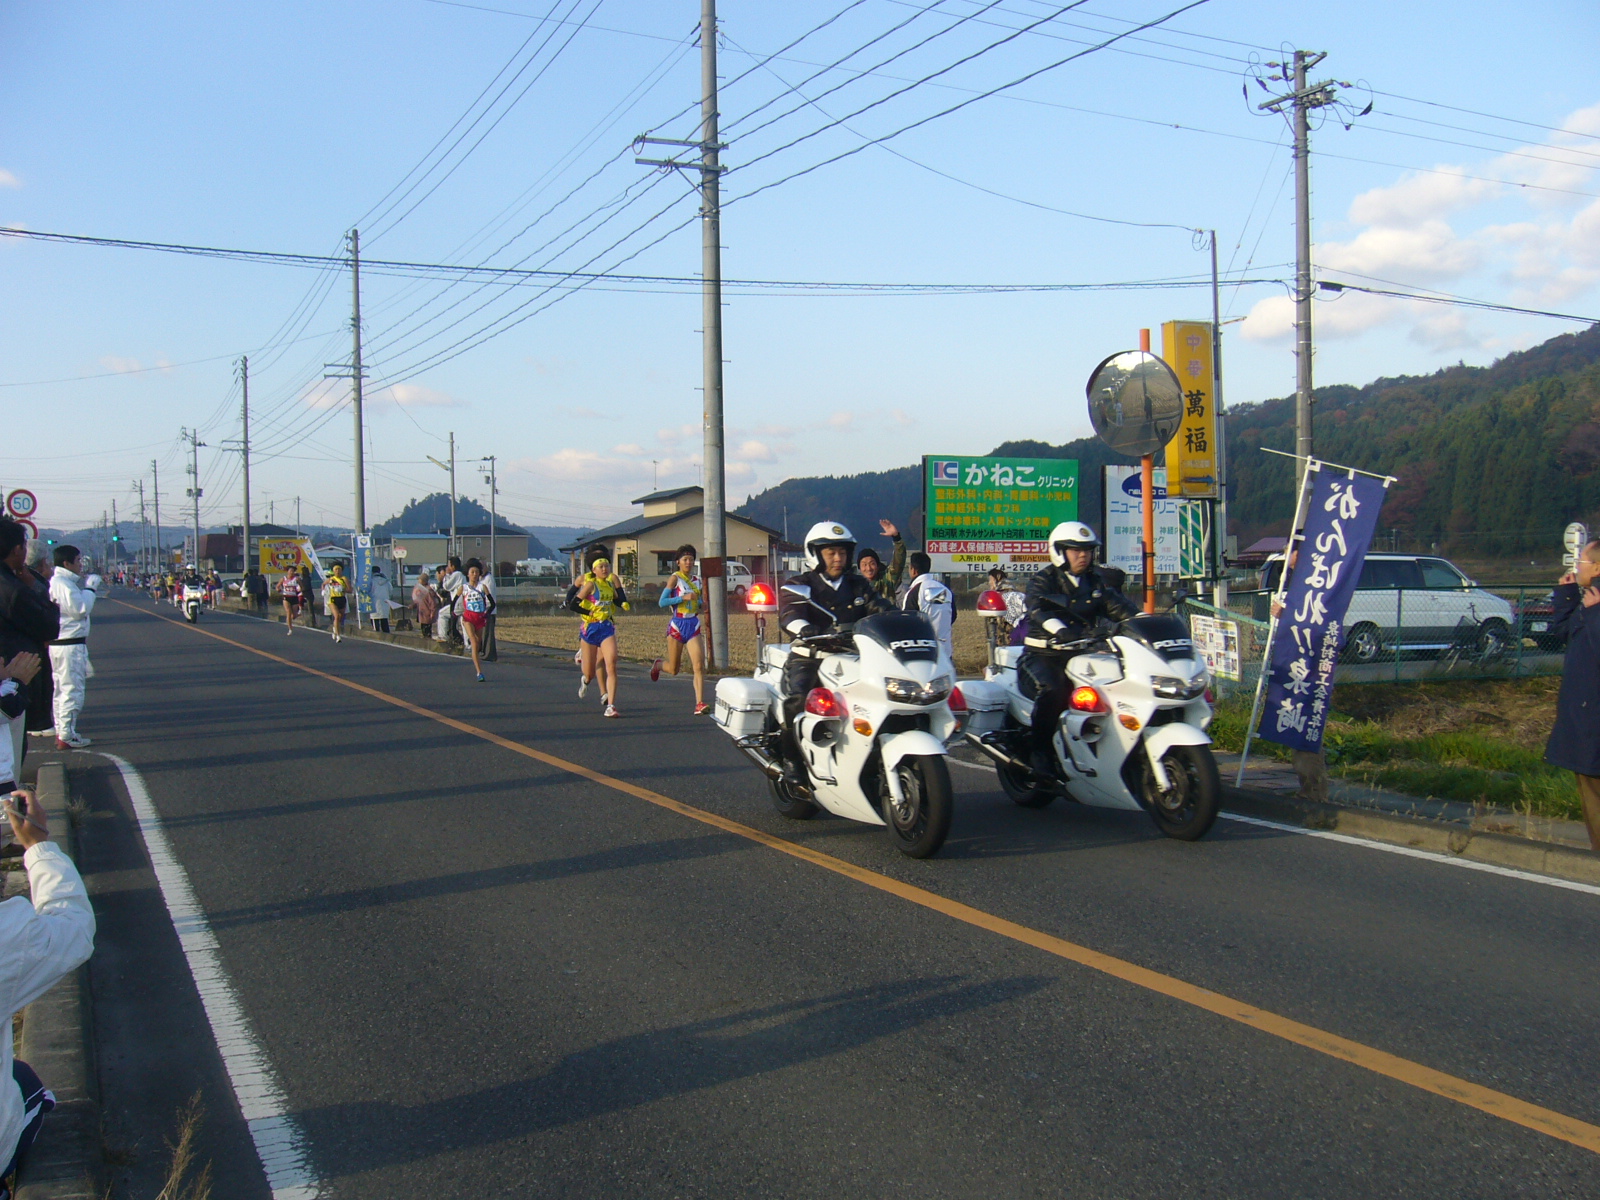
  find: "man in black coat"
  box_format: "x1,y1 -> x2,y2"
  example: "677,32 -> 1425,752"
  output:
1543,538 -> 1600,850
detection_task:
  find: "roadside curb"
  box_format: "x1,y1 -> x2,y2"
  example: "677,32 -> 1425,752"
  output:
1222,783 -> 1600,887
16,761 -> 99,1200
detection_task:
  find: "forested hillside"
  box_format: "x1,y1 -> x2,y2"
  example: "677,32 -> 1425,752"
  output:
737,325 -> 1600,557
373,493 -> 555,558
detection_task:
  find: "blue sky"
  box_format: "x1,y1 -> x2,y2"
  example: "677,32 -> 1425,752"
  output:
2,0 -> 1597,535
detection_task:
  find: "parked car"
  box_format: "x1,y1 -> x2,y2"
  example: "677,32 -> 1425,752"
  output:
1517,589 -> 1559,650
726,560 -> 753,602
1263,553 -> 1516,664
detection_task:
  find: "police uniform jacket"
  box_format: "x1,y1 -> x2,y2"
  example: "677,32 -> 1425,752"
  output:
781,568 -> 893,637
1024,564 -> 1139,645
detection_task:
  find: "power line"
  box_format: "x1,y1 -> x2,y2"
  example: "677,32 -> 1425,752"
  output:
1316,281 -> 1599,325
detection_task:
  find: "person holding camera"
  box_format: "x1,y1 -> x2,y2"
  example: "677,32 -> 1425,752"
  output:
0,786 -> 95,1199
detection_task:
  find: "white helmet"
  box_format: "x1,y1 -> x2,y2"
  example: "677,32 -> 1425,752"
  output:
1048,521 -> 1100,568
803,520 -> 857,571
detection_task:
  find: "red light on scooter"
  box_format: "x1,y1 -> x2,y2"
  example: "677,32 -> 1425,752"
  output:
976,589 -> 1007,614
746,581 -> 777,612
1068,685 -> 1107,713
948,685 -> 968,713
805,688 -> 844,717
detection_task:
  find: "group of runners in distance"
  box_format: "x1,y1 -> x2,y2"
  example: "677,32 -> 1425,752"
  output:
568,542 -> 706,720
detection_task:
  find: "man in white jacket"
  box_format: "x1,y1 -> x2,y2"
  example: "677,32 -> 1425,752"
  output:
46,548 -> 98,751
0,787 -> 95,1197
902,552 -> 955,665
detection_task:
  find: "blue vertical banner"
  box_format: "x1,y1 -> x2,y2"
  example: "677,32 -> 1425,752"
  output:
353,535 -> 374,618
1258,465 -> 1390,751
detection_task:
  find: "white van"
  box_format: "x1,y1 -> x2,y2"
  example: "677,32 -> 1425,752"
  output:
1263,553 -> 1515,663
725,560 -> 753,601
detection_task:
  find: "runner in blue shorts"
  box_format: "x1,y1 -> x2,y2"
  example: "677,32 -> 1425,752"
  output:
650,544 -> 708,714
569,551 -> 629,718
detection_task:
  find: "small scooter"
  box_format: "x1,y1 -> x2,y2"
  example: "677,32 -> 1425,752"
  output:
712,583 -> 960,858
962,604 -> 1220,840
182,582 -> 205,623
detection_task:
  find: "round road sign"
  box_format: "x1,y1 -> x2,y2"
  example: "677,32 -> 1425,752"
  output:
1085,350 -> 1184,457
6,489 -> 37,520
392,546 -> 409,559
14,518 -> 37,541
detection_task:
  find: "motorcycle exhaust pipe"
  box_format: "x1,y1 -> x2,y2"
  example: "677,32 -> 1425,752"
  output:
733,735 -> 786,781
964,732 -> 1056,786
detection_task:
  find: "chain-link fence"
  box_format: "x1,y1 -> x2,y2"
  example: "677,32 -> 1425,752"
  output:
1178,584 -> 1563,701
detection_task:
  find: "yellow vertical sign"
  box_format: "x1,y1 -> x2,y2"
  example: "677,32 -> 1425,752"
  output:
1161,320 -> 1217,498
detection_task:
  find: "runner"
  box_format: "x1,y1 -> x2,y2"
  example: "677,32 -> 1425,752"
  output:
570,552 -> 630,718
459,560 -> 496,682
325,563 -> 352,643
279,567 -> 303,635
650,544 -> 708,715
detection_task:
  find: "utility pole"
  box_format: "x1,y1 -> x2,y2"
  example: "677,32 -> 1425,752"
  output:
240,355 -> 251,578
151,459 -> 162,571
429,434 -> 457,559
1209,231 -> 1229,608
325,230 -> 367,536
111,499 -> 120,567
1256,51 -> 1343,482
634,0 -> 728,664
481,456 -> 498,580
136,478 -> 149,574
183,427 -> 205,567
295,496 -> 301,537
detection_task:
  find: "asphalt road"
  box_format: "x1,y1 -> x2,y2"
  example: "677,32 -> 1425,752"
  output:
70,592 -> 1600,1198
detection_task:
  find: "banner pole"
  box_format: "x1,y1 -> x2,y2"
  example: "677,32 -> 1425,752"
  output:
1236,459 -> 1318,787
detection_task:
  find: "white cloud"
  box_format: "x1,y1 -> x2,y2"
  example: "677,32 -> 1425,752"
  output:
97,354 -> 172,374
1347,172 -> 1501,229
656,422 -> 698,445
826,411 -> 854,431
1318,220 -> 1481,283
736,439 -> 776,462
0,169 -> 19,190
371,383 -> 460,410
612,442 -> 647,456
1408,309 -> 1479,351
889,407 -> 915,429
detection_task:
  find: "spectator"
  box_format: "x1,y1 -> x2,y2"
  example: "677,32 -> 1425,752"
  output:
17,548 -> 55,743
0,654 -> 39,793
0,526 -> 59,776
988,567 -> 1029,645
370,567 -> 393,634
297,565 -> 317,629
0,785 -> 96,1198
412,569 -> 438,640
1544,540 -> 1600,850
901,551 -> 955,663
46,547 -> 98,750
438,557 -> 465,645
245,567 -> 269,614
857,519 -> 906,601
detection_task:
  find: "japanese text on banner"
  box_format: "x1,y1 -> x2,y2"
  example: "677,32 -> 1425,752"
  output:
1258,467 -> 1390,752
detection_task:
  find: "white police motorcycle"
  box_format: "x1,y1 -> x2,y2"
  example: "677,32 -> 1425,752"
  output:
711,584 -> 959,859
962,609 -> 1220,840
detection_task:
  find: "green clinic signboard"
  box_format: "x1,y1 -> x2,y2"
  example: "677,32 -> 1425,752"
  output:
923,455 -> 1078,575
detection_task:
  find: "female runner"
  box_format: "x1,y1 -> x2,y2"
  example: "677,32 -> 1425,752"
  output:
279,567 -> 303,635
458,560 -> 496,681
570,553 -> 629,718
650,544 -> 708,714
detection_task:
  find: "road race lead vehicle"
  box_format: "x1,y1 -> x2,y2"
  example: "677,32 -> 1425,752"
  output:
960,605 -> 1221,841
711,583 -> 958,859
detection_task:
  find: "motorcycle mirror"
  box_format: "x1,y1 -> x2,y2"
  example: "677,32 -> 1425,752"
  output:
782,583 -> 812,600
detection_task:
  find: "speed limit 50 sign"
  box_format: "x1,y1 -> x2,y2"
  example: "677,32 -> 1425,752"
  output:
6,490 -> 37,520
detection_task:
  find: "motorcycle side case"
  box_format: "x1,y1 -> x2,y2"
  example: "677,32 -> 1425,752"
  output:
713,677 -> 775,738
955,679 -> 1008,735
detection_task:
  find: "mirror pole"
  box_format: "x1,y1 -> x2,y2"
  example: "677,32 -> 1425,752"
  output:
1138,328 -> 1157,614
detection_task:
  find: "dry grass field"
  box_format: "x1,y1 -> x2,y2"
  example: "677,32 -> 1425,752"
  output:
494,612 -> 997,674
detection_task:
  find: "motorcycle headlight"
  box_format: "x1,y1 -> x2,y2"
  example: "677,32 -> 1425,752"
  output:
885,675 -> 953,706
1151,674 -> 1208,701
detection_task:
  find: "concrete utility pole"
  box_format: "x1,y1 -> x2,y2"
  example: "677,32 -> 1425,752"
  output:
136,478 -> 148,573
325,230 -> 368,535
429,433 -> 458,559
481,456 -> 497,580
634,0 -> 728,664
240,355 -> 251,577
1257,51 -> 1339,482
1209,231 -> 1229,608
151,459 -> 162,570
182,428 -> 205,566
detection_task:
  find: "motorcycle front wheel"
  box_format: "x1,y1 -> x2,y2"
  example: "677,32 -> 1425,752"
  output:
1137,744 -> 1220,841
880,755 -> 953,858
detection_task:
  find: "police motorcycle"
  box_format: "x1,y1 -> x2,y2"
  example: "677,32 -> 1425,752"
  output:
181,567 -> 205,623
960,554 -> 1220,842
711,525 -> 958,858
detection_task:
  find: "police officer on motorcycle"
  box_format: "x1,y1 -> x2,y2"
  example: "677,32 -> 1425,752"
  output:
779,521 -> 895,778
1020,521 -> 1139,766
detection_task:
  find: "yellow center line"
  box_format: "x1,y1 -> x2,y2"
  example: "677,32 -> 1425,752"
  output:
117,598 -> 1600,1156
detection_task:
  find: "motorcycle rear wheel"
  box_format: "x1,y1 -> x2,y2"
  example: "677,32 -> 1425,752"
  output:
996,758 -> 1055,808
1138,744 -> 1220,841
881,755 -> 953,858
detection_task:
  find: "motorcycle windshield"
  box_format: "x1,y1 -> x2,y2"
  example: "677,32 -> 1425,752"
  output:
1117,613 -> 1197,662
854,612 -> 940,663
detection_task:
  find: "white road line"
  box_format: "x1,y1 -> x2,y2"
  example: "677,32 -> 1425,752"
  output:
946,754 -> 1600,897
101,752 -> 322,1200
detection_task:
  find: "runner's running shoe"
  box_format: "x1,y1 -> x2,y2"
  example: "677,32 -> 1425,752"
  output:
650,658 -> 663,682
577,677 -> 589,700
694,702 -> 710,716
603,704 -> 618,718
